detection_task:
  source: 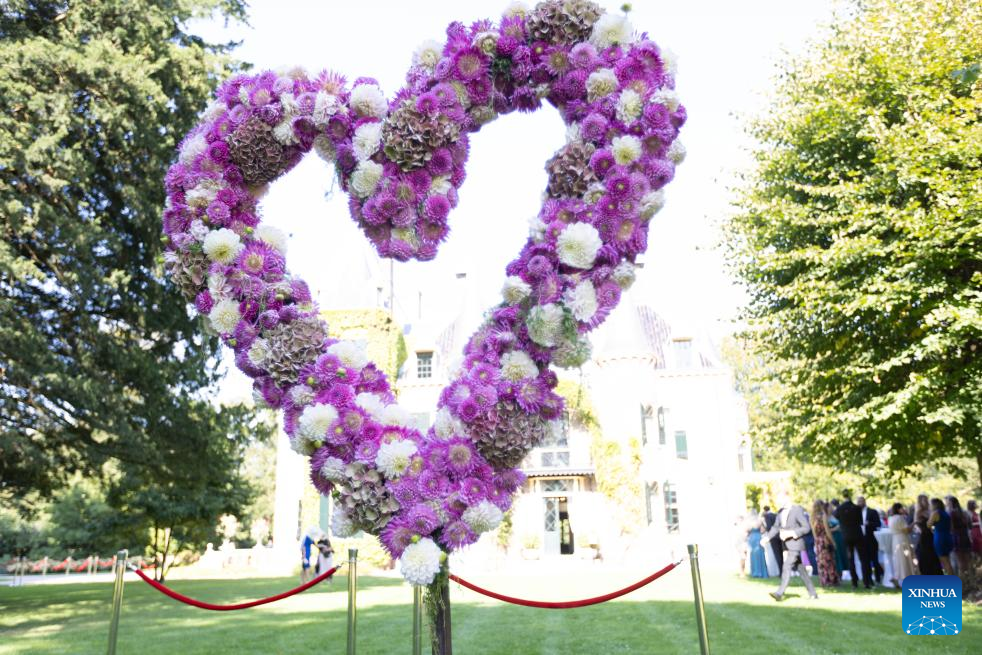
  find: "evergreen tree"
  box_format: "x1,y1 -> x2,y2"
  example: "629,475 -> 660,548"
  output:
0,0 -> 269,569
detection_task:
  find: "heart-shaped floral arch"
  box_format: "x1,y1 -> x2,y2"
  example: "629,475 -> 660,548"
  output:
161,0 -> 685,585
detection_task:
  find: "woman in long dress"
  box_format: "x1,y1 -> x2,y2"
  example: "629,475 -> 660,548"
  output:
828,504 -> 848,574
967,500 -> 982,558
948,496 -> 972,576
914,494 -> 943,575
929,497 -> 954,575
887,502 -> 914,587
748,523 -> 768,578
762,527 -> 780,577
810,500 -> 840,587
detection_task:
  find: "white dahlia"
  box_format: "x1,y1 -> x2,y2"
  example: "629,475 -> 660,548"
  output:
256,223 -> 288,254
352,121 -> 383,161
298,404 -> 339,441
381,403 -> 413,427
462,501 -> 504,534
557,222 -> 602,269
668,140 -> 687,164
202,228 -> 243,264
585,68 -> 618,101
502,276 -> 532,305
499,350 -> 538,381
563,280 -> 598,323
327,340 -> 369,370
590,14 -> 634,50
331,508 -> 356,538
399,538 -> 443,585
320,456 -> 347,483
526,303 -> 565,348
412,39 -> 443,70
349,84 -> 388,118
616,89 -> 643,124
612,261 -> 637,289
247,338 -> 270,366
640,189 -> 667,221
208,299 -> 240,334
350,160 -> 383,197
375,439 -> 418,478
651,88 -> 681,113
612,135 -> 642,165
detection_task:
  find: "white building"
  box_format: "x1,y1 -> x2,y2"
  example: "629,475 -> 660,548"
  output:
272,273 -> 751,568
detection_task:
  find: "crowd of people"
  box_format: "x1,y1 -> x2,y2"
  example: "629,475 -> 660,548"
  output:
738,489 -> 982,599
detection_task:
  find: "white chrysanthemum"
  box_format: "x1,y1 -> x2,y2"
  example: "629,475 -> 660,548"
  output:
349,84 -> 388,118
667,140 -> 686,164
272,117 -> 299,145
355,392 -> 385,419
313,134 -> 336,163
556,222 -> 602,269
399,538 -> 443,586
255,224 -> 287,254
462,501 -> 504,534
320,457 -> 347,483
528,215 -> 547,241
179,133 -> 208,164
413,39 -> 443,70
616,89 -> 643,124
585,68 -> 618,101
640,189 -> 667,221
499,350 -> 538,381
331,508 -> 356,538
186,180 -> 218,208
611,135 -> 642,165
299,404 -> 339,441
350,160 -> 383,197
381,403 -> 413,427
289,385 -> 315,407
612,261 -> 637,289
651,88 -> 681,113
526,303 -> 565,348
502,276 -> 532,305
563,280 -> 598,323
473,31 -> 499,56
590,13 -> 633,50
432,408 -> 462,440
208,299 -> 240,334
375,439 -> 418,478
503,1 -> 528,18
247,338 -> 270,366
430,175 -> 452,195
352,121 -> 383,161
662,48 -> 679,77
312,91 -> 342,127
201,100 -> 227,123
202,228 -> 243,264
327,340 -> 368,370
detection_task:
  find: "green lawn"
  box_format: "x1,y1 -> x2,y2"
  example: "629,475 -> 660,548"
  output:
1,567 -> 979,654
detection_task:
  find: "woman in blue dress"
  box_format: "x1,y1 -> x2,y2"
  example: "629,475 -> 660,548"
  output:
929,497 -> 954,575
748,521 -> 768,578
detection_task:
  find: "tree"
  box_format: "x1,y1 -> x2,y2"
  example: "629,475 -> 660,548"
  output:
726,0 -> 982,488
0,0 -> 270,564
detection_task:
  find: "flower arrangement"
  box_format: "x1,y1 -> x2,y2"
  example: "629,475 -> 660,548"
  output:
161,0 -> 684,587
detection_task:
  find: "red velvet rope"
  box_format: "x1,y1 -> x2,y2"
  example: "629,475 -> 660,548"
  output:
132,565 -> 340,611
448,560 -> 682,609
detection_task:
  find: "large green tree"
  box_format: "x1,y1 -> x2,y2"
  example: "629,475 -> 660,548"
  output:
727,0 -> 982,488
0,0 -> 268,563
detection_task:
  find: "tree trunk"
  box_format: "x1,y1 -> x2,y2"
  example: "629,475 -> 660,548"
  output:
977,451 -> 982,496
425,561 -> 452,655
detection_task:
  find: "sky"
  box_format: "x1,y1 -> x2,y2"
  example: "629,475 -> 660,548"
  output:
193,0 -> 837,400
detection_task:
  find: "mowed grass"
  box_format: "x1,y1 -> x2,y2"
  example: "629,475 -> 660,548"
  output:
2,566 -> 980,655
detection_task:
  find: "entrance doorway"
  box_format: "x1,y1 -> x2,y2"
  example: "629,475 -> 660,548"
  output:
543,496 -> 574,556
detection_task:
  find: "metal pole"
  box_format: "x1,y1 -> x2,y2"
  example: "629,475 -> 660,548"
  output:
412,585 -> 423,655
106,549 -> 127,655
346,548 -> 358,655
687,544 -> 711,655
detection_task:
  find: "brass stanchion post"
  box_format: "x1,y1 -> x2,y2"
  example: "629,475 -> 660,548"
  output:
106,549 -> 127,655
412,585 -> 423,655
346,548 -> 358,655
687,544 -> 711,655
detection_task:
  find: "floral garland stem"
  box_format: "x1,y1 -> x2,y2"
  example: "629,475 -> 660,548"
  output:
424,560 -> 453,655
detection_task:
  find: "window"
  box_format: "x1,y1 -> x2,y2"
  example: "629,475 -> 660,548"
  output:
640,404 -> 653,445
664,482 -> 679,532
540,479 -> 573,493
540,451 -> 570,468
657,407 -> 668,445
645,481 -> 658,525
674,430 -> 688,460
416,351 -> 433,378
672,338 -> 692,368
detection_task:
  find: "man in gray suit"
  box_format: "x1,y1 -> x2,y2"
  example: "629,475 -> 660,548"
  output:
762,488 -> 818,601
